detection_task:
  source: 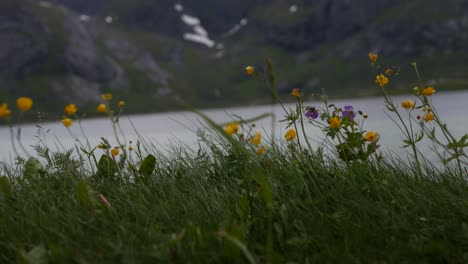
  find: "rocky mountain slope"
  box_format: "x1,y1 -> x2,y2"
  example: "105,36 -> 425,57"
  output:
1,0 -> 468,117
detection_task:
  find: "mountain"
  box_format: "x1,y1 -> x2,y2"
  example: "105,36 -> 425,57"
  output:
1,0 -> 468,118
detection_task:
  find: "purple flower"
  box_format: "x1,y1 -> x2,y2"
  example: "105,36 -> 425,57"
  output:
342,105 -> 356,119
305,106 -> 319,119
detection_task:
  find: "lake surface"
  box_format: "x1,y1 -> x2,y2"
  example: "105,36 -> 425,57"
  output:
0,91 -> 467,164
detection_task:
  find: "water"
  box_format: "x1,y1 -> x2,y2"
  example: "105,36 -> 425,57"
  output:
0,91 -> 467,164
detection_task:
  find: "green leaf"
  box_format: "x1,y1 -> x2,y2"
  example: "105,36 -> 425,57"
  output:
218,231 -> 256,264
74,180 -> 91,208
96,155 -> 117,178
24,157 -> 43,179
447,134 -> 468,149
253,169 -> 273,209
0,176 -> 12,202
139,154 -> 156,178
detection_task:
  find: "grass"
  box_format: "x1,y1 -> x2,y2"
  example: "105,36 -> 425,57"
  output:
0,28 -> 467,261
1,133 -> 468,263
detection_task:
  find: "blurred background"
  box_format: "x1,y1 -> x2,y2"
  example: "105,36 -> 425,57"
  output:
1,0 -> 468,118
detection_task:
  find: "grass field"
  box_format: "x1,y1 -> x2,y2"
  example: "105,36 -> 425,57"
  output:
1,134 -> 468,263
1,56 -> 467,263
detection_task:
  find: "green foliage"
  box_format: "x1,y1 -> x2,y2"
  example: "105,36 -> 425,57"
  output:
1,137 -> 468,262
96,155 -> 118,179
23,157 -> 43,179
138,154 -> 156,178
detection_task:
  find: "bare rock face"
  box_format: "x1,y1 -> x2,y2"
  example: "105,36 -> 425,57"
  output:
102,32 -> 173,93
50,75 -> 101,104
0,3 -> 48,82
0,1 -> 173,105
63,15 -> 114,83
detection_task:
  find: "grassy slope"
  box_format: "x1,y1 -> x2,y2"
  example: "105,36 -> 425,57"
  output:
1,133 -> 468,262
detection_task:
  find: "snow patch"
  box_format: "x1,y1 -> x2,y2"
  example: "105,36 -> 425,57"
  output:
181,14 -> 200,26
181,14 -> 216,48
193,26 -> 208,37
38,1 -> 52,8
183,33 -> 215,48
223,18 -> 248,37
289,5 -> 298,13
105,16 -> 113,24
79,14 -> 91,22
174,4 -> 184,12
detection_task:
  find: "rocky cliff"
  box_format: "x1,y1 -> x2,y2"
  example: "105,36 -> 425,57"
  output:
1,0 -> 467,116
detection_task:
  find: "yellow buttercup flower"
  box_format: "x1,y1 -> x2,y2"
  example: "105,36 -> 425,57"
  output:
364,131 -> 379,142
16,97 -> 33,112
102,93 -> 113,101
424,113 -> 435,122
225,122 -> 240,136
256,146 -> 266,156
329,117 -> 341,129
249,132 -> 262,146
368,52 -> 378,63
291,88 -> 300,97
385,68 -> 394,76
64,104 -> 77,115
111,147 -> 120,156
119,101 -> 125,108
245,66 -> 254,76
284,129 -> 297,141
422,86 -> 436,96
97,104 -> 107,113
375,74 -> 389,87
401,100 -> 415,110
62,117 -> 73,128
0,103 -> 11,118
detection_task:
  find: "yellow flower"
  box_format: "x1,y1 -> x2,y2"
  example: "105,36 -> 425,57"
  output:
424,113 -> 435,122
129,146 -> 134,151
329,117 -> 341,129
249,132 -> 262,146
385,68 -> 394,76
364,131 -> 379,142
284,129 -> 297,141
225,122 -> 240,136
119,101 -> 125,108
97,104 -> 107,113
401,100 -> 415,110
97,144 -> 105,149
245,66 -> 254,76
16,97 -> 33,112
256,146 -> 266,156
368,52 -> 378,63
0,103 -> 11,118
64,104 -> 77,115
102,93 -> 113,101
111,147 -> 120,156
375,74 -> 389,87
62,117 -> 73,128
291,88 -> 300,97
422,86 -> 436,96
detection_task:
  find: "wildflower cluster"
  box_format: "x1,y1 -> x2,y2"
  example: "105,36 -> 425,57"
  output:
224,119 -> 267,156
370,53 -> 467,175
302,95 -> 379,162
